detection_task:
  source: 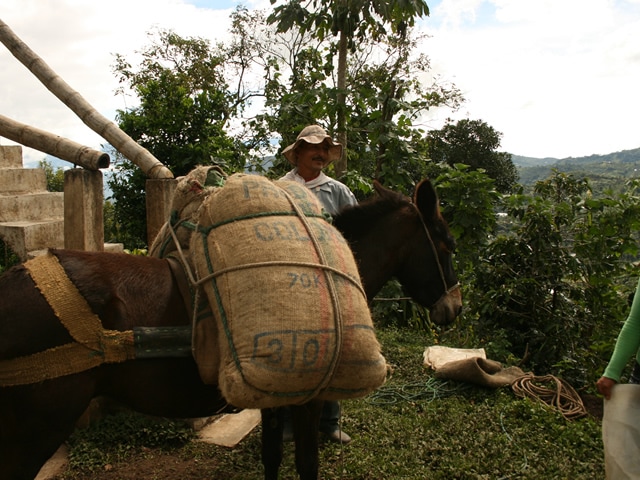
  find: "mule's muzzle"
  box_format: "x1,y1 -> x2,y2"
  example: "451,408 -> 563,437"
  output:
429,284 -> 462,325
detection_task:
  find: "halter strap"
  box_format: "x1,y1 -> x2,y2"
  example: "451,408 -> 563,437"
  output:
410,203 -> 459,309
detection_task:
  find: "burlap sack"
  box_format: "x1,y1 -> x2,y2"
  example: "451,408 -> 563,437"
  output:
190,173 -> 387,409
149,165 -> 226,258
149,165 -> 225,384
434,357 -> 526,388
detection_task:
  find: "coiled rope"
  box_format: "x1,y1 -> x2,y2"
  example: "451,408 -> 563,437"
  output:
366,373 -> 587,420
511,374 -> 587,420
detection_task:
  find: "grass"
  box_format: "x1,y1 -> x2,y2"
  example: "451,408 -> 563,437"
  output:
55,326 -> 604,479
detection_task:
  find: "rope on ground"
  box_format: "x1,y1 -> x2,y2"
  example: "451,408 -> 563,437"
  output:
511,374 -> 587,420
366,377 -> 471,405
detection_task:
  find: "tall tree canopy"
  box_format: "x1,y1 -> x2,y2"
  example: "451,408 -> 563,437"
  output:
230,6 -> 462,194
108,29 -> 248,248
267,0 -> 431,177
427,118 -> 519,193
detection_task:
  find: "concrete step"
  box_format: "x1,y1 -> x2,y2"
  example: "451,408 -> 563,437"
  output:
0,167 -> 47,194
0,145 -> 23,168
0,220 -> 64,260
0,191 -> 63,222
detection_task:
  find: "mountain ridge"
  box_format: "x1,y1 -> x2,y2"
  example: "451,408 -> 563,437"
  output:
512,146 -> 640,168
512,147 -> 640,186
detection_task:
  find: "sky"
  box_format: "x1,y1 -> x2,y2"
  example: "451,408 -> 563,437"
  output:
1,0 -> 640,168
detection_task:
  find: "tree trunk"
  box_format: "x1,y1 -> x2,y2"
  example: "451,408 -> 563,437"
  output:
335,29 -> 349,178
0,19 -> 173,179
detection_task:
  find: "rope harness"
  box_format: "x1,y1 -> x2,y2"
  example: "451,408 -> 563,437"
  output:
410,203 -> 459,311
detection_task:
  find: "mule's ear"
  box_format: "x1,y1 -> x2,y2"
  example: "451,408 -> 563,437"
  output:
414,179 -> 439,220
373,180 -> 393,197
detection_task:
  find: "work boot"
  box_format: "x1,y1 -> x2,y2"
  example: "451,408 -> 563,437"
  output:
320,427 -> 352,444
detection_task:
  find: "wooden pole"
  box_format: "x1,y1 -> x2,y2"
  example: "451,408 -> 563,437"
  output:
0,114 -> 109,170
0,18 -> 173,179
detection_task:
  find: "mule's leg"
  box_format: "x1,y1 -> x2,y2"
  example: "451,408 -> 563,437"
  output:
0,373 -> 96,480
261,407 -> 285,480
291,399 -> 323,480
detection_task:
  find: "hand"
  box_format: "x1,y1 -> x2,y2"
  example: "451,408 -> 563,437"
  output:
596,376 -> 617,400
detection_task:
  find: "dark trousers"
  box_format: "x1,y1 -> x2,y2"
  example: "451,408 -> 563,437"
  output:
283,400 -> 342,433
319,400 -> 341,432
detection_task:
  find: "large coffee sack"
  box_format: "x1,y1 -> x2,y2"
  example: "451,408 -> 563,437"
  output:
190,174 -> 386,408
149,165 -> 226,258
148,165 -> 226,385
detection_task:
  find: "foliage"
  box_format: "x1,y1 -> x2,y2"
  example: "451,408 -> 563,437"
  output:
464,171 -> 640,387
96,3 -> 640,407
431,164 -> 501,276
427,118 -> 519,193
0,238 -> 20,274
267,0 -> 432,177
64,412 -> 195,473
229,6 -> 462,189
57,327 -> 604,480
108,29 -> 248,248
38,159 -> 65,192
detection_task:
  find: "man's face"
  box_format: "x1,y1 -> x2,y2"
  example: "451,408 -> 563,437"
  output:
296,141 -> 330,176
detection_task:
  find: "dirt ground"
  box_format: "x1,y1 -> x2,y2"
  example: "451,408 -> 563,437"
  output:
61,453 -> 225,480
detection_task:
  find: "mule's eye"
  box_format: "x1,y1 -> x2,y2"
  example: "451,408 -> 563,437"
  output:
440,237 -> 456,254
439,240 -> 454,254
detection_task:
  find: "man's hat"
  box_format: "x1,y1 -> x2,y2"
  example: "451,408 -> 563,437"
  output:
282,125 -> 343,166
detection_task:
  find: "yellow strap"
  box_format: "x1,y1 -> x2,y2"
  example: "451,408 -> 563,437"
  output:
25,252 -> 105,344
0,252 -> 135,387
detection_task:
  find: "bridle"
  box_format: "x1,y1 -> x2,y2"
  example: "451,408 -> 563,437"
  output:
410,203 -> 460,310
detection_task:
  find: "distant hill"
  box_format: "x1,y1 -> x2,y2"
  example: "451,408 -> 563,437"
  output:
513,147 -> 640,186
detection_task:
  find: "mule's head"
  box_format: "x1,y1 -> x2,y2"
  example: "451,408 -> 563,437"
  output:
376,179 -> 463,326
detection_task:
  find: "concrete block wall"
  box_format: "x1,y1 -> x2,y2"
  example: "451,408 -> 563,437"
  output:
0,145 -> 65,259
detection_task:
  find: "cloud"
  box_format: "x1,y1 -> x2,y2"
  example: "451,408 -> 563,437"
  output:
1,0 -> 639,163
0,0 -> 236,165
421,0 -> 640,157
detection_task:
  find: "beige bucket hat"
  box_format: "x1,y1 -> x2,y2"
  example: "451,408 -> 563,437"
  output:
282,125 -> 343,166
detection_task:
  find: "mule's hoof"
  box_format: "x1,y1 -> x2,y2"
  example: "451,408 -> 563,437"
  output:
321,428 -> 351,444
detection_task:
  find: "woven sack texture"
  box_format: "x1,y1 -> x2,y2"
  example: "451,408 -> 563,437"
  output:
148,165 -> 225,383
190,173 -> 386,408
149,165 -> 225,258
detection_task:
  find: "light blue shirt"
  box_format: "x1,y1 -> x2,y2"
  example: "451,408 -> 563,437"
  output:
281,169 -> 357,217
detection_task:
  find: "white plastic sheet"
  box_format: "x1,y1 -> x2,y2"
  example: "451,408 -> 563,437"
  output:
603,384 -> 640,479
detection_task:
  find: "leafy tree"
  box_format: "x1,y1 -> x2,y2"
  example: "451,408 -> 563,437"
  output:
230,7 -> 462,196
267,0 -> 431,177
464,171 -> 640,387
427,118 -> 518,193
108,29 -> 248,248
38,159 -> 64,192
432,164 -> 500,275
0,239 -> 20,274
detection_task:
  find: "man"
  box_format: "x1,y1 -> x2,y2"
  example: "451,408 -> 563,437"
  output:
280,125 -> 356,444
281,125 -> 356,216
